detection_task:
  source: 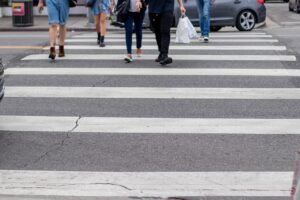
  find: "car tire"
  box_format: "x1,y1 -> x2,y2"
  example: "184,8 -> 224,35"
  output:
210,26 -> 223,32
236,10 -> 256,31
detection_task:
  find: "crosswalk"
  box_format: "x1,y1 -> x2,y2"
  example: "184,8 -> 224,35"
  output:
0,30 -> 298,199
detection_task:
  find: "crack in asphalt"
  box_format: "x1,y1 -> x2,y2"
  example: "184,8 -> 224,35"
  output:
22,115 -> 82,168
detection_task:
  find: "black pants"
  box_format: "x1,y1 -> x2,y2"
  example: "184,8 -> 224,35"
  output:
149,11 -> 173,56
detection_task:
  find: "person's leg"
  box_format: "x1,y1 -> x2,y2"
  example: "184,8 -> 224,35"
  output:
202,0 -> 211,37
46,0 -> 60,59
149,13 -> 162,61
49,24 -> 58,59
159,11 -> 173,65
133,11 -> 145,56
124,12 -> 134,61
57,0 -> 70,56
94,14 -> 101,44
58,25 -> 66,57
49,24 -> 58,47
99,12 -> 107,47
196,0 -> 204,36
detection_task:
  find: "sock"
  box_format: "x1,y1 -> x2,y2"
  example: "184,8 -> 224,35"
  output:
97,33 -> 101,40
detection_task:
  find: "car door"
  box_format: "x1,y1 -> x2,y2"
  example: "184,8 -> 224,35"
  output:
211,0 -> 236,26
182,0 -> 199,25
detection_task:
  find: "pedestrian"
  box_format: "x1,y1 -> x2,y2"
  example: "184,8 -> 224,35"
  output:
91,0 -> 115,47
119,0 -> 146,63
145,0 -> 186,66
196,0 -> 213,43
38,0 -> 71,60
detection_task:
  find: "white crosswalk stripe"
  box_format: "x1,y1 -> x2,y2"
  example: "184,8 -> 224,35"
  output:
45,45 -> 287,51
74,34 -> 273,38
5,87 -> 300,99
22,54 -> 296,61
2,31 -> 298,199
0,170 -> 292,197
0,116 -> 300,134
6,67 -> 300,76
65,38 -> 280,43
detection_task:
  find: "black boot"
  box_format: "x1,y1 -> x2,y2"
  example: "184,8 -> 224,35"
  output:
155,53 -> 163,62
97,33 -> 101,45
49,47 -> 56,60
100,36 -> 105,47
159,54 -> 172,66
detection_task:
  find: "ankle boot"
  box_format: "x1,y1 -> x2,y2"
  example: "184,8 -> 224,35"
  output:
100,36 -> 105,47
49,47 -> 56,60
97,33 -> 101,45
58,45 -> 65,57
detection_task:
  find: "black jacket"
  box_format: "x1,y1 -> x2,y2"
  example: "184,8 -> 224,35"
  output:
116,0 -> 147,11
145,0 -> 175,14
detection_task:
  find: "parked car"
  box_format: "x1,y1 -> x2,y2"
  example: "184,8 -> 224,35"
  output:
289,0 -> 300,13
142,0 -> 266,31
0,59 -> 4,102
265,0 -> 288,2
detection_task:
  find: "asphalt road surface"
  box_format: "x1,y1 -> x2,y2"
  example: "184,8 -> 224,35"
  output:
1,2 -> 300,200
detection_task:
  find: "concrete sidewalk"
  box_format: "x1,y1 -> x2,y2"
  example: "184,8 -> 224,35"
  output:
0,16 -> 123,32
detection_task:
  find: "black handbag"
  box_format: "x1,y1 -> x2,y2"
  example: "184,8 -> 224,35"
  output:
69,0 -> 77,8
115,0 -> 130,23
86,0 -> 96,7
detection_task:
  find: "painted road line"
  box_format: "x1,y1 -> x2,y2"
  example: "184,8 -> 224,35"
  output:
22,54 -> 296,61
1,116 -> 300,134
0,170 -> 291,197
44,45 -> 287,51
0,46 -> 44,49
281,22 -> 300,25
6,68 -> 300,76
65,38 -> 279,43
74,34 -> 273,38
5,87 -> 300,99
79,32 -> 267,36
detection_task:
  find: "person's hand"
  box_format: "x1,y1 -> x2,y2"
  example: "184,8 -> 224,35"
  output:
37,1 -> 44,13
136,1 -> 142,11
180,5 -> 186,15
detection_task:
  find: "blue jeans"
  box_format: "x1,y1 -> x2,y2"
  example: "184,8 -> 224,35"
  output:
46,0 -> 70,25
124,11 -> 145,54
196,0 -> 211,37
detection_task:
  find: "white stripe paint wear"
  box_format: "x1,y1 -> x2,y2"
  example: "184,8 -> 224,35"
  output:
0,170 -> 292,197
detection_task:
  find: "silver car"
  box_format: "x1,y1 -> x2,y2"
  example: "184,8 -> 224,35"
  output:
289,0 -> 300,13
144,0 -> 266,31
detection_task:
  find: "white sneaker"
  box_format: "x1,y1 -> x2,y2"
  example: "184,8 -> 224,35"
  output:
198,36 -> 204,42
204,36 -> 209,43
124,55 -> 133,63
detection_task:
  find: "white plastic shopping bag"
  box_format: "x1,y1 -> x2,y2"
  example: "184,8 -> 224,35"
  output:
175,16 -> 190,44
186,17 -> 198,39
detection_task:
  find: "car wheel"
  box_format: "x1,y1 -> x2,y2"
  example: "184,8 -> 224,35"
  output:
236,10 -> 256,31
210,26 -> 223,32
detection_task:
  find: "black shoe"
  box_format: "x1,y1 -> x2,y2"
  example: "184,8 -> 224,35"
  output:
100,36 -> 105,47
97,39 -> 100,45
160,55 -> 173,66
155,53 -> 162,62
